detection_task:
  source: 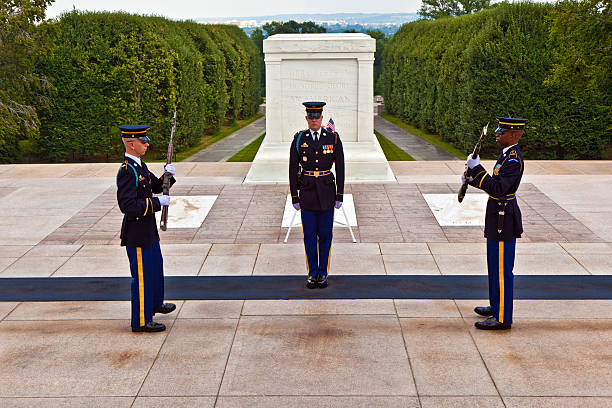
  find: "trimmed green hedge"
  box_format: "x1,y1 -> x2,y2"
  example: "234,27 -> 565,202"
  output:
34,11 -> 261,161
381,1 -> 611,159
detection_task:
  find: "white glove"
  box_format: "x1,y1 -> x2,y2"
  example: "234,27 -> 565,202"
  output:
466,154 -> 480,169
461,173 -> 473,184
164,164 -> 176,176
158,195 -> 170,206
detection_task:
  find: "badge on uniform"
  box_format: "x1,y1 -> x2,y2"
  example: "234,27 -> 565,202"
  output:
493,164 -> 501,176
138,175 -> 145,181
301,143 -> 309,148
303,156 -> 307,162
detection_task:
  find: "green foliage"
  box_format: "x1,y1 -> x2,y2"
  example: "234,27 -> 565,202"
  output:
262,20 -> 326,35
419,0 -> 492,19
545,0 -> 611,156
31,11 -> 261,162
382,2 -> 611,159
366,29 -> 389,95
250,28 -> 265,94
0,0 -> 53,163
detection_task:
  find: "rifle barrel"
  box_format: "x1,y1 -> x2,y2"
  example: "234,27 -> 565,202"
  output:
160,107 -> 177,231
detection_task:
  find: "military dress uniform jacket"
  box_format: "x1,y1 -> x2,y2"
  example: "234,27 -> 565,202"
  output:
289,128 -> 345,211
467,145 -> 524,241
117,156 -> 175,248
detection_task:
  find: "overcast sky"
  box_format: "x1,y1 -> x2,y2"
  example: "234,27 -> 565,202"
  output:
46,0 -> 425,19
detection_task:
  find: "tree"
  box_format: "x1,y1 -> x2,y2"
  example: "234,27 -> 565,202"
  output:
546,0 -> 612,158
0,0 -> 54,162
366,30 -> 388,94
262,20 -> 326,36
250,28 -> 264,54
546,0 -> 611,97
250,28 -> 265,94
418,0 -> 492,19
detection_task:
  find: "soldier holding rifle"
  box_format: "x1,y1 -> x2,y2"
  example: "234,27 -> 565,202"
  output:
462,117 -> 526,330
116,124 -> 176,332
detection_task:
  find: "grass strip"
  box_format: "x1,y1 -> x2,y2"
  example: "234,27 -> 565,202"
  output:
228,128 -> 417,162
175,113 -> 263,161
380,113 -> 465,159
374,130 -> 415,161
227,134 -> 265,162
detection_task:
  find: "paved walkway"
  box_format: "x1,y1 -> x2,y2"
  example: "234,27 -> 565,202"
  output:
374,115 -> 459,160
183,115 -> 457,163
183,117 -> 265,162
1,161 -> 611,407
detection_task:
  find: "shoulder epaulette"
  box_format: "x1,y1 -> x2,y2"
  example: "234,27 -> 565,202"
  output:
117,161 -> 139,187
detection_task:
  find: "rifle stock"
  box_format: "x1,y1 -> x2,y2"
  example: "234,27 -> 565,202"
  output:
160,107 -> 177,231
458,122 -> 489,203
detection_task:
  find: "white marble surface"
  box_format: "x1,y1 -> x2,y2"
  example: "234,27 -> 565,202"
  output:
281,194 -> 357,228
423,194 -> 487,226
155,195 -> 218,229
246,33 -> 394,183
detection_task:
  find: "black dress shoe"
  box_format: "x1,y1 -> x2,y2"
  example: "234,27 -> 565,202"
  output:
306,276 -> 317,289
475,317 -> 511,330
316,275 -> 328,288
474,306 -> 493,317
154,303 -> 176,315
132,321 -> 166,332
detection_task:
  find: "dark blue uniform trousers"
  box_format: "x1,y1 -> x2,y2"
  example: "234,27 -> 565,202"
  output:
487,239 -> 516,325
301,208 -> 334,277
126,241 -> 164,328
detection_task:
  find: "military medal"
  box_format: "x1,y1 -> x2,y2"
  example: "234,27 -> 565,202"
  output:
493,163 -> 501,176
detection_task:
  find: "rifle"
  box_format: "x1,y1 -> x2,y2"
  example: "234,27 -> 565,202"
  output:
458,122 -> 489,203
160,107 -> 177,231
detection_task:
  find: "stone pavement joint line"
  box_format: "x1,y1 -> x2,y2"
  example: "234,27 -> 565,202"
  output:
0,162 -> 611,405
38,183 -> 601,245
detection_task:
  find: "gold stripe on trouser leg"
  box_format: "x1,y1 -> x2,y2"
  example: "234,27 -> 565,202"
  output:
327,208 -> 335,276
498,241 -> 505,323
301,212 -> 309,276
137,247 -> 145,326
326,246 -> 332,276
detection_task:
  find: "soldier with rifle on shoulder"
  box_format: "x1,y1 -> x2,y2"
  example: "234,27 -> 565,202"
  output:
116,123 -> 177,332
462,116 -> 526,330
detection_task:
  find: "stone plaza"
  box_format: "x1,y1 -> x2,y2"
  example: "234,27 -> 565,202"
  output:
0,160 -> 611,407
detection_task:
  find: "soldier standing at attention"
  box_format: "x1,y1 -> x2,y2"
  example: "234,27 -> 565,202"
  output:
117,125 -> 177,332
289,102 -> 345,289
463,117 -> 527,330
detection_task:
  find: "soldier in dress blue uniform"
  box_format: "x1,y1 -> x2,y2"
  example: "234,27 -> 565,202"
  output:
289,102 -> 345,289
116,125 -> 177,332
463,117 -> 527,330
